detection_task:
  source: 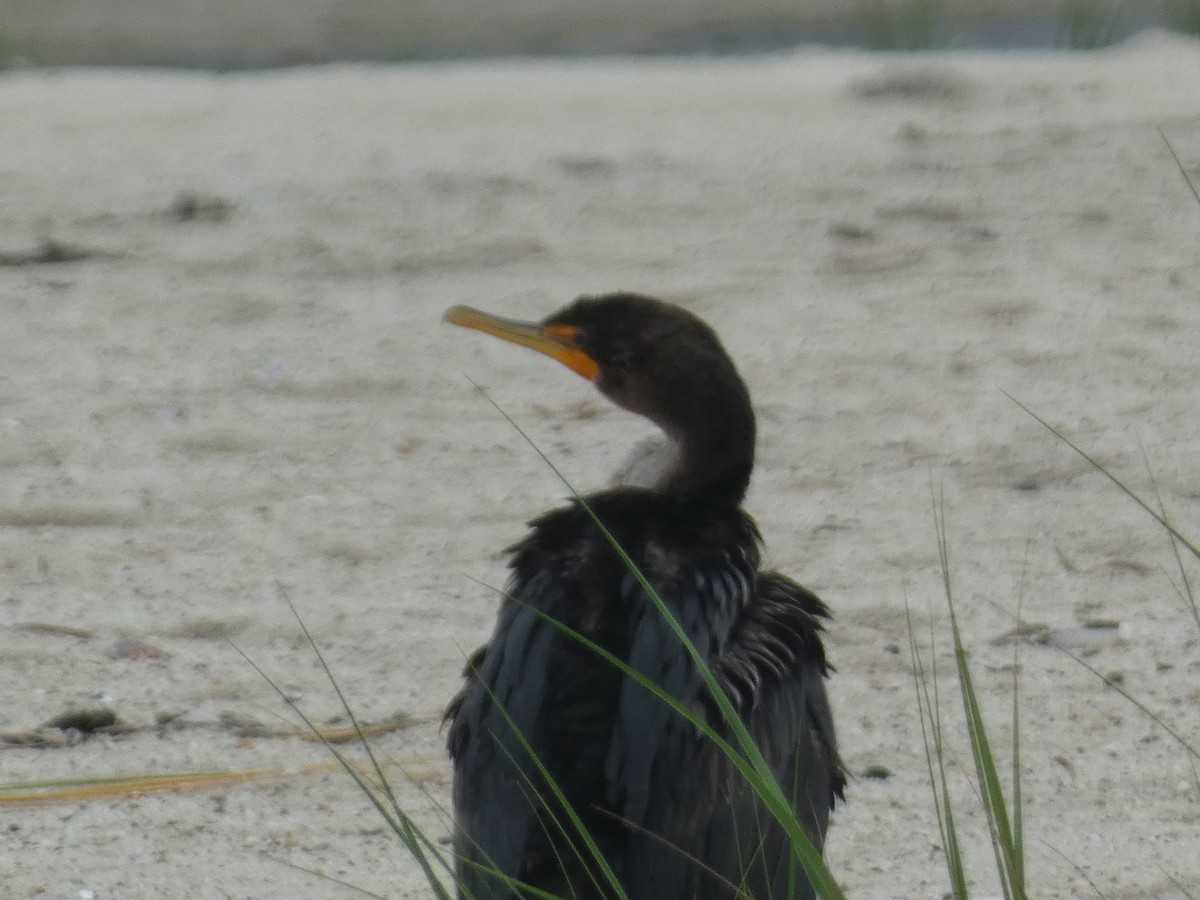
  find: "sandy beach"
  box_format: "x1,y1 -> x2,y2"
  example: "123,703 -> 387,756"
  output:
2,35 -> 1199,898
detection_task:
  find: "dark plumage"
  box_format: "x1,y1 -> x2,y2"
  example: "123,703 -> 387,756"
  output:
443,293 -> 844,900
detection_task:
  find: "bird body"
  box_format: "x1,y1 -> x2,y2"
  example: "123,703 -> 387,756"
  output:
444,294 -> 843,900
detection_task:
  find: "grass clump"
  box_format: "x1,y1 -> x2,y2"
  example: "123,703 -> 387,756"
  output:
909,497 -> 1026,900
908,401 -> 1198,899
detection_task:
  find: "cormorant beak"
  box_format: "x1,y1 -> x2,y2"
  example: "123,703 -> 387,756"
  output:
443,306 -> 600,382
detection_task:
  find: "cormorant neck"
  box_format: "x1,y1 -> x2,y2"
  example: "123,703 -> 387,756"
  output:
657,399 -> 755,506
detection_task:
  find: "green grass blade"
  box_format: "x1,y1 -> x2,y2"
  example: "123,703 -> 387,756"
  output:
1160,864 -> 1198,900
1139,443 -> 1200,631
463,575 -> 745,762
276,587 -> 429,834
273,586 -> 456,897
1010,564 -> 1027,889
1010,630 -> 1024,891
999,407 -> 1199,777
484,573 -> 824,877
273,857 -> 394,900
231,640 -> 454,898
1007,395 -> 1200,561
935,497 -> 1025,900
927,612 -> 970,900
461,648 -> 631,900
906,600 -> 969,899
465,576 -> 776,896
564,484 -> 841,898
617,542 -> 832,885
1157,124 -> 1200,211
955,605 -> 1021,899
1055,647 -> 1199,763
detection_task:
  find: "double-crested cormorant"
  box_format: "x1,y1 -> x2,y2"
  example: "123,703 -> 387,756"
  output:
443,293 -> 843,900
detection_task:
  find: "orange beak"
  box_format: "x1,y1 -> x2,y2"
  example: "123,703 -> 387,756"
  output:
443,306 -> 599,382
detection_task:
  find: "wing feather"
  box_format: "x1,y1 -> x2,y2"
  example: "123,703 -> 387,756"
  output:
446,571 -> 563,899
619,569 -> 843,900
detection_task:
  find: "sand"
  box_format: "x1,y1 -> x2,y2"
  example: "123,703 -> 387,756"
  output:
1,34 -> 1199,899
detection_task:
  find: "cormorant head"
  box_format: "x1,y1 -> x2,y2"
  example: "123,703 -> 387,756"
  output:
444,292 -> 756,502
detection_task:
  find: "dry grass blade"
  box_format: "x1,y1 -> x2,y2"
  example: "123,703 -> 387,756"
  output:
0,764 -> 333,806
0,754 -> 446,807
296,715 -> 428,743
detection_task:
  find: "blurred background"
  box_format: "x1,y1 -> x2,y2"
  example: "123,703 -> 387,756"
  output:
3,0 -> 1200,67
